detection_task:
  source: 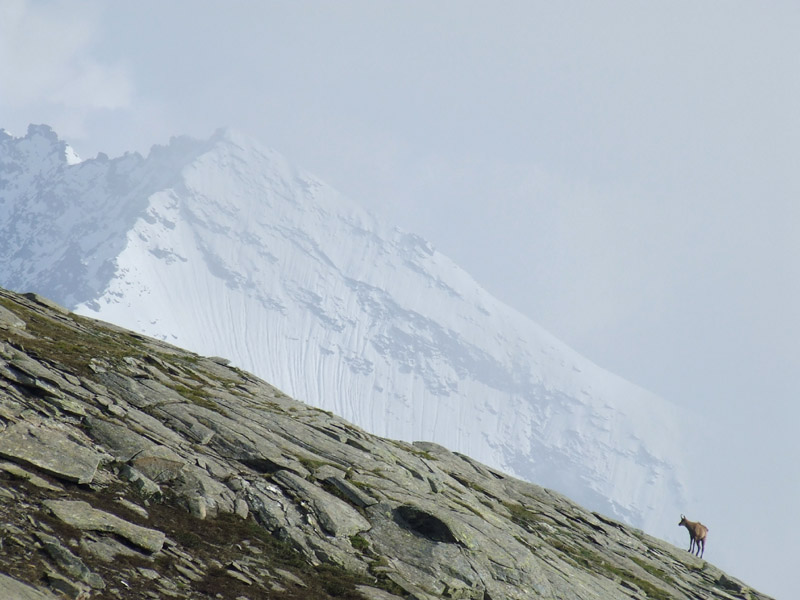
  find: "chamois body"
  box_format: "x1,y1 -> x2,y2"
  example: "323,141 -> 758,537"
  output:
679,515 -> 708,558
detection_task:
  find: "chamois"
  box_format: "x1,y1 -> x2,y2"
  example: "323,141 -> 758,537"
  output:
678,515 -> 708,558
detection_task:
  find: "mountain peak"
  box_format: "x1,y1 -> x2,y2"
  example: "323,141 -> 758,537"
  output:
0,123 -> 76,174
1,125 -> 695,546
207,126 -> 304,171
26,123 -> 60,142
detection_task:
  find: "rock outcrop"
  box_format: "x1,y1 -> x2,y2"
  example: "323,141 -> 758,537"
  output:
0,287 -> 772,599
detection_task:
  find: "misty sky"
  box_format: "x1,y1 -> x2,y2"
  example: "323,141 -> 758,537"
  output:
2,2 -> 798,596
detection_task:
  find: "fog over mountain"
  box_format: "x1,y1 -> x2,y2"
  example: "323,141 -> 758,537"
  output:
0,124 -> 697,548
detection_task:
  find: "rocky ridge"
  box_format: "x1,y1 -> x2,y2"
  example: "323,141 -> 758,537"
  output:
0,287 -> 770,600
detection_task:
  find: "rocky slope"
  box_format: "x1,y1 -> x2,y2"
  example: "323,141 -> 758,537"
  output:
0,287 -> 769,599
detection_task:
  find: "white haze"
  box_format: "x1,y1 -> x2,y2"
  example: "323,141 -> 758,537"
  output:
0,124 -> 698,545
2,2 -> 798,597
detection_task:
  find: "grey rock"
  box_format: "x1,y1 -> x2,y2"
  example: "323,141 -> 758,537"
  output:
273,469 -> 371,538
0,573 -> 59,599
187,495 -> 207,519
0,304 -> 26,329
6,353 -> 71,392
274,568 -> 307,587
96,372 -> 185,409
0,461 -> 63,491
122,405 -> 187,448
137,568 -> 161,580
0,422 -> 100,484
270,581 -> 288,592
115,498 -> 149,519
194,453 -> 235,479
130,445 -> 186,483
21,292 -> 69,314
325,475 -> 378,508
47,575 -> 86,600
194,407 -> 305,474
119,464 -> 162,498
225,569 -> 254,585
0,360 -> 64,399
234,496 -> 249,519
174,563 -> 204,582
36,532 -> 105,589
245,480 -> 319,559
86,418 -> 152,462
717,574 -> 744,592
154,403 -> 216,444
355,585 -> 405,600
80,535 -> 145,562
44,500 -> 166,553
0,395 -> 25,420
174,464 -> 236,516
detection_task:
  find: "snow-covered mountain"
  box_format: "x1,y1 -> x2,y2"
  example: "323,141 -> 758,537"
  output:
0,124 -> 693,542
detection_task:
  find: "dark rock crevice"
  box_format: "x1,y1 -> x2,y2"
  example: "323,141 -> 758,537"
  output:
393,505 -> 459,545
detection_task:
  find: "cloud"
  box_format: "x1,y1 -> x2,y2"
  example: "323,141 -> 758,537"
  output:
0,0 -> 132,137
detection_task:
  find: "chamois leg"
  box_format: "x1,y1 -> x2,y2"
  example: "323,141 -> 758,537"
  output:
697,538 -> 705,558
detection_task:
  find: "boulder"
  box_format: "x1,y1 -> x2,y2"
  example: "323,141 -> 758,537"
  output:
86,418 -> 153,462
44,500 -> 166,553
0,573 -> 59,599
35,532 -> 105,589
0,422 -> 100,484
273,469 -> 371,538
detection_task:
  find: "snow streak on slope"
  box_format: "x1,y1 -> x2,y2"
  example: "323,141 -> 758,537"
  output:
0,125 -> 692,542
